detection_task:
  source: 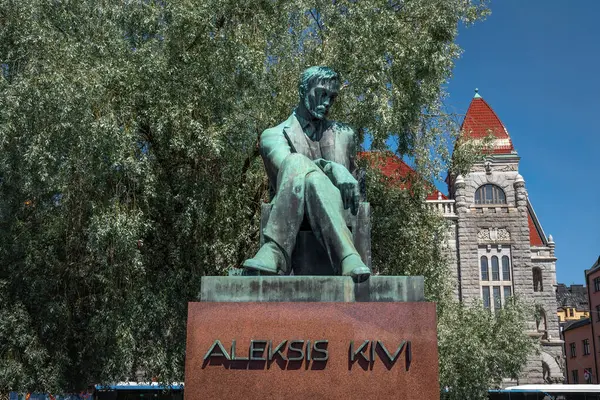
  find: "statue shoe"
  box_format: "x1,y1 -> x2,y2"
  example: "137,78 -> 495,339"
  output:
242,242 -> 284,275
341,253 -> 371,283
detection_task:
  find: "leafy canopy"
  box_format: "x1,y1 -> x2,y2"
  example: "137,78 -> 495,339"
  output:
0,0 -> 533,396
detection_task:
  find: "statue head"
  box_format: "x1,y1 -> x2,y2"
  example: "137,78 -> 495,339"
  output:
298,66 -> 340,120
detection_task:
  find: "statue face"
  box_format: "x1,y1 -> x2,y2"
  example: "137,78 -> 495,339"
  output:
303,79 -> 339,120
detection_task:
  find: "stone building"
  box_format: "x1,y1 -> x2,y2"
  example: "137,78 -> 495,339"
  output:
563,318 -> 594,383
426,91 -> 564,384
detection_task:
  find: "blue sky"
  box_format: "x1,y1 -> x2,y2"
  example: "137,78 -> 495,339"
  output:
445,0 -> 600,285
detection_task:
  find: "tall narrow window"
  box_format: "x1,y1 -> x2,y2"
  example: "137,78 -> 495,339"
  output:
482,286 -> 490,309
503,286 -> 512,300
502,256 -> 510,280
584,339 -> 591,355
491,256 -> 500,281
480,256 -> 489,281
570,343 -> 576,358
533,267 -> 543,292
572,369 -> 579,383
595,277 -> 600,292
493,286 -> 501,311
536,306 -> 548,339
479,246 -> 512,313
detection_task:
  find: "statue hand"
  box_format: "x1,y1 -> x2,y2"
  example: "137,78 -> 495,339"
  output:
325,162 -> 360,215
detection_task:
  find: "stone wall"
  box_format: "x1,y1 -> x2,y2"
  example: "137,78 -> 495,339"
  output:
443,219 -> 460,296
453,161 -> 532,306
531,251 -> 560,340
447,156 -> 564,384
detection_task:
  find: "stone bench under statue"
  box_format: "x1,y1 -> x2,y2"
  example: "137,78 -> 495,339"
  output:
258,200 -> 371,275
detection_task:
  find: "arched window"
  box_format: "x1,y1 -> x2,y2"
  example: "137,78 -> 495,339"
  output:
474,184 -> 506,205
480,256 -> 489,281
502,256 -> 511,281
536,306 -> 548,339
533,267 -> 543,292
491,256 -> 500,281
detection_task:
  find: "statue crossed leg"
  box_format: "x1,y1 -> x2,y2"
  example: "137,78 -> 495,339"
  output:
244,153 -> 370,282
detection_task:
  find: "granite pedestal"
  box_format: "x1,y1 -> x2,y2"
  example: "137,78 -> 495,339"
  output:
200,275 -> 424,302
184,276 -> 439,400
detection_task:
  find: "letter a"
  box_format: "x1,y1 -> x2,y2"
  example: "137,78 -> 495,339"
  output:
203,340 -> 231,361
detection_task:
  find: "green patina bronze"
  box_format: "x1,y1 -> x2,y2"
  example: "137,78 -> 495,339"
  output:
243,66 -> 371,282
200,276 -> 425,303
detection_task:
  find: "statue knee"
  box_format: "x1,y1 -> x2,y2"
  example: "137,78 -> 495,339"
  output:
305,171 -> 330,193
282,153 -> 314,171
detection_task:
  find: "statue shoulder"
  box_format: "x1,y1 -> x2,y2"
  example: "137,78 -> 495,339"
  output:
261,118 -> 290,139
331,121 -> 355,136
259,118 -> 291,151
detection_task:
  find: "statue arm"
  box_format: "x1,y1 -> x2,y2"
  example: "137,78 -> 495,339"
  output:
313,158 -> 359,216
259,127 -> 292,174
313,127 -> 360,214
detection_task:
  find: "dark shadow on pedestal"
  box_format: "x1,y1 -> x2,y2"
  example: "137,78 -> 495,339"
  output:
203,356 -> 328,371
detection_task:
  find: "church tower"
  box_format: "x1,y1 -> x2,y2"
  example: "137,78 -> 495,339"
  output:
445,90 -> 564,383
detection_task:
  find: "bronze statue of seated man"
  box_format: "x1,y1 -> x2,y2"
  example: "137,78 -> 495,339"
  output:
243,66 -> 371,282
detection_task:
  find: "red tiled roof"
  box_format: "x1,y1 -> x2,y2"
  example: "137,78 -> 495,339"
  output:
426,189 -> 448,201
357,151 -> 447,200
461,95 -> 515,154
528,209 -> 545,246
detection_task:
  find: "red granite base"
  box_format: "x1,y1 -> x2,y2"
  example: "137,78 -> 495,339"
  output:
185,302 -> 439,400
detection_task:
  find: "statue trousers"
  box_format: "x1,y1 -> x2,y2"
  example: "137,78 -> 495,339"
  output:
263,153 -> 358,274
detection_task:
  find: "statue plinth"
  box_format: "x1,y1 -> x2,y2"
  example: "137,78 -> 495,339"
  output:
184,276 -> 439,400
199,275 -> 424,302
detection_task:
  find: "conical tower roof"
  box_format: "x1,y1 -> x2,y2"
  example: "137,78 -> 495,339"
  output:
460,89 -> 515,154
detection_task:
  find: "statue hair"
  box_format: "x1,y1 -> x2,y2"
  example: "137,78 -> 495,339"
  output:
298,66 -> 340,99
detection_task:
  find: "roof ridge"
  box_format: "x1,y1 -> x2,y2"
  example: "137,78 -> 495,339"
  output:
563,317 -> 591,332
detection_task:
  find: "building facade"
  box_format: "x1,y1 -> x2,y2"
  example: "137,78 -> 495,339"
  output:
563,318 -> 595,384
426,91 -> 564,384
584,257 -> 600,382
561,257 -> 600,384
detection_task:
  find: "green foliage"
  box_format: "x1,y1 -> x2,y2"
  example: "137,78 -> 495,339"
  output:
362,154 -> 452,302
450,130 -> 498,177
0,0 -> 533,396
438,297 -> 538,400
0,281 -> 62,391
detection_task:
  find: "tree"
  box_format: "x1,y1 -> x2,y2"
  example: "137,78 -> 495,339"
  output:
0,0 -> 534,396
438,298 -> 538,400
